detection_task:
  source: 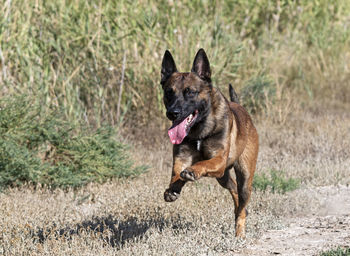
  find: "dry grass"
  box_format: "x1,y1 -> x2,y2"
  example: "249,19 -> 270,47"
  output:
1,102 -> 349,255
1,1 -> 350,254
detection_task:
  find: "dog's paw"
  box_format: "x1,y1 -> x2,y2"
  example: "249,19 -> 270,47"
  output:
164,189 -> 180,202
180,169 -> 196,181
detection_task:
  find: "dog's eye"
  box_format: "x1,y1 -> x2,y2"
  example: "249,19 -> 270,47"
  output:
184,88 -> 196,97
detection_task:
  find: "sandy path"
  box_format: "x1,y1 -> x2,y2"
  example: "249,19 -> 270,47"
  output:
238,186 -> 350,256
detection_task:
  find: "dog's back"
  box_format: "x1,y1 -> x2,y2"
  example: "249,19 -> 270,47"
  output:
226,87 -> 259,169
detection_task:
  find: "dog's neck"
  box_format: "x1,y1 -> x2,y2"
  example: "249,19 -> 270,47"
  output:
188,87 -> 230,140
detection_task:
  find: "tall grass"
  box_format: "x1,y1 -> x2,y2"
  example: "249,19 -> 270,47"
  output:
1,0 -> 349,127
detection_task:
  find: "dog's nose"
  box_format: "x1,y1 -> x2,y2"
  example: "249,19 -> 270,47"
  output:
166,109 -> 181,121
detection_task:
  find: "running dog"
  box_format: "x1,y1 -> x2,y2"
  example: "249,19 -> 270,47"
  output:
161,49 -> 259,237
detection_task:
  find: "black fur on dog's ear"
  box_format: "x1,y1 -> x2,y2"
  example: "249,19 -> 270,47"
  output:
161,50 -> 177,86
191,49 -> 211,83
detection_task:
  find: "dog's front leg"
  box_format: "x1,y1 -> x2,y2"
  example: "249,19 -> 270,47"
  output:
164,143 -> 199,202
180,147 -> 229,181
164,159 -> 189,202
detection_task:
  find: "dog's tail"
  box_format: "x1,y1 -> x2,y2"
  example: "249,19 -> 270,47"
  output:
228,84 -> 240,104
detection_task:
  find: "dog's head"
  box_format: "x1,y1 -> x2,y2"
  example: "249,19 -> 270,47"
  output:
160,49 -> 212,144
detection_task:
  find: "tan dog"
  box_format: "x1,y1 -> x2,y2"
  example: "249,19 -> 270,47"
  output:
161,49 -> 259,237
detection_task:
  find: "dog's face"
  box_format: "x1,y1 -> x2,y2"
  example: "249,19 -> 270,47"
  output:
160,49 -> 212,144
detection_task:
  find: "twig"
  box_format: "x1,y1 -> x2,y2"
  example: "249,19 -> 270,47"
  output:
0,47 -> 6,81
116,52 -> 126,121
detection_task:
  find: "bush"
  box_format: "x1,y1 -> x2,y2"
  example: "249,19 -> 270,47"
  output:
320,247 -> 350,256
0,95 -> 145,190
253,169 -> 300,194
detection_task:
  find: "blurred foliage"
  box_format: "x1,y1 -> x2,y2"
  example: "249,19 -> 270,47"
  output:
0,0 -> 349,126
241,74 -> 275,114
253,169 -> 300,194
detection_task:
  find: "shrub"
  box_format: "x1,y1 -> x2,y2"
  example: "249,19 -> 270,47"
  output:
253,169 -> 300,194
320,247 -> 350,256
0,95 -> 145,190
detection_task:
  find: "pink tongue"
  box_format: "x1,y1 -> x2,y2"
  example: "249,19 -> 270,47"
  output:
168,118 -> 188,144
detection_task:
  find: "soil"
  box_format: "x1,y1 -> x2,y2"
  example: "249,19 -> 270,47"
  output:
238,185 -> 350,256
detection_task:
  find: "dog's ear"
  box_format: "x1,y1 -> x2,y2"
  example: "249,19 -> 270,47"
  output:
161,50 -> 177,86
191,49 -> 211,82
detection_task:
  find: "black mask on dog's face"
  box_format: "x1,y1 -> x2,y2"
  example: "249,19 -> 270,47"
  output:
160,49 -> 212,144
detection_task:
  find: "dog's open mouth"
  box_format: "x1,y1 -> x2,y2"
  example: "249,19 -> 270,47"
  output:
168,110 -> 198,144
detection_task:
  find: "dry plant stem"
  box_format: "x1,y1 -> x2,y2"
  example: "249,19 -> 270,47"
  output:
117,52 -> 126,122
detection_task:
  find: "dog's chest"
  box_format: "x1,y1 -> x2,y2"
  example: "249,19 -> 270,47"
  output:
196,140 -> 201,151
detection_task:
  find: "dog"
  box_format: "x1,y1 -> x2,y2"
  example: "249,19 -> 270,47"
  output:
160,49 -> 259,237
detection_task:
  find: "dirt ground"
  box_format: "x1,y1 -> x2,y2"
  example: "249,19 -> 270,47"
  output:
1,106 -> 350,255
239,185 -> 350,256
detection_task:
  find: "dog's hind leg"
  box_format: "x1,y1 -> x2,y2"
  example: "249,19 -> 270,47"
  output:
233,143 -> 258,237
216,166 -> 239,216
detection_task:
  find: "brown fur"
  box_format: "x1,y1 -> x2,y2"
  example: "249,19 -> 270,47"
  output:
162,49 -> 259,237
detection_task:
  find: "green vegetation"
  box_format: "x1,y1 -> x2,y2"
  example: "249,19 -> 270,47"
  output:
1,0 -> 349,126
0,1 -> 349,188
320,247 -> 350,256
241,74 -> 275,114
253,169 -> 300,194
0,95 -> 145,190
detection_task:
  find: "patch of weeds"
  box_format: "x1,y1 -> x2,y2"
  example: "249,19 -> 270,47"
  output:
0,95 -> 146,190
253,169 -> 300,194
320,247 -> 350,256
241,74 -> 275,114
